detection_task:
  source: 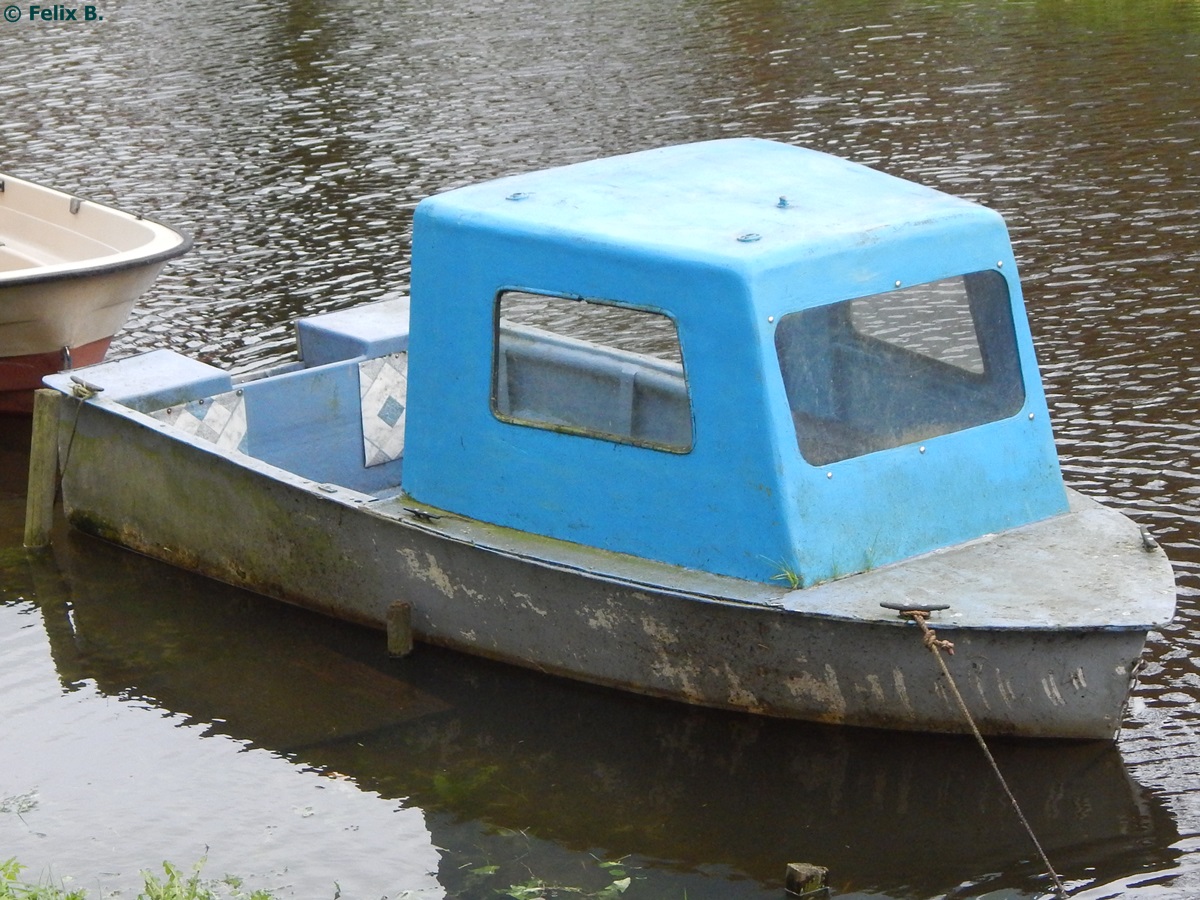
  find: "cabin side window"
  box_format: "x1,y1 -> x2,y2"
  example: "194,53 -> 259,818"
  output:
492,291 -> 693,452
775,271 -> 1025,466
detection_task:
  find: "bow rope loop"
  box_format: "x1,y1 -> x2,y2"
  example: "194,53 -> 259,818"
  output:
68,375 -> 102,400
60,376 -> 105,478
913,615 -> 954,655
889,604 -> 1070,900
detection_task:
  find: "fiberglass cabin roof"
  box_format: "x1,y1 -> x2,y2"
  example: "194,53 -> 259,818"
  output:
404,138 -> 1056,587
427,137 -> 1000,269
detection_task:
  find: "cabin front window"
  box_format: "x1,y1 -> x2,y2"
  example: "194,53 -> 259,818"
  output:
492,291 -> 693,451
775,271 -> 1025,466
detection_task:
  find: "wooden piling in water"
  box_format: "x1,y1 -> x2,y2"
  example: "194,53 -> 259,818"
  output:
387,600 -> 414,657
23,389 -> 61,549
784,863 -> 829,898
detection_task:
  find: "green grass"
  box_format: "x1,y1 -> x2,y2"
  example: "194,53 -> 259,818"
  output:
0,857 -> 85,900
0,858 -> 275,900
1,858 -> 84,900
768,559 -> 804,590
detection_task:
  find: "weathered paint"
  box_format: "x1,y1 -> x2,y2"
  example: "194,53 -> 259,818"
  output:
47,393 -> 1172,739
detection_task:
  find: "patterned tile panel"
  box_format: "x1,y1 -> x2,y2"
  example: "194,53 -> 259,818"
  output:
149,389 -> 249,454
359,352 -> 408,467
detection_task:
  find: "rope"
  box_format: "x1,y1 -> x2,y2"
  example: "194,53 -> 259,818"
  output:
60,377 -> 103,478
900,608 -> 1069,900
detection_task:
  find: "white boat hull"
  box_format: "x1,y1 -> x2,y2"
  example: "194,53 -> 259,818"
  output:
0,173 -> 190,412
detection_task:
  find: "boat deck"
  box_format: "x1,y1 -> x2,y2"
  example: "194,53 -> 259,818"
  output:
776,489 -> 1175,630
367,487 -> 1175,634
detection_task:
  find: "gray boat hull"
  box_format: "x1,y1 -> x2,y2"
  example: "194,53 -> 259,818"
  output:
51,394 -> 1173,740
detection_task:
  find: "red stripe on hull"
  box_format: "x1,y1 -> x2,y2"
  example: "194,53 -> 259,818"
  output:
0,337 -> 113,415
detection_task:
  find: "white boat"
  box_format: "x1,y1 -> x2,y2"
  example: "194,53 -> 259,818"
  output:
0,172 -> 191,414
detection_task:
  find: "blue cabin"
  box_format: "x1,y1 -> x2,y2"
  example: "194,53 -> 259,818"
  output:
402,138 -> 1069,586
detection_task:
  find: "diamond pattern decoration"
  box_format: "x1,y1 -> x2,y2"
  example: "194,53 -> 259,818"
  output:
150,389 -> 249,454
359,352 -> 408,467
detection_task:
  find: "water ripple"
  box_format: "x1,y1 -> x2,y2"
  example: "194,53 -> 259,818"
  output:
2,0 -> 1199,896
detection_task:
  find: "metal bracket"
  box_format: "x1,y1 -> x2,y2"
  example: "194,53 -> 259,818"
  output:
880,601 -> 950,615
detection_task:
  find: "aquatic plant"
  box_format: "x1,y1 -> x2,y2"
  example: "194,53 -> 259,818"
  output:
139,860 -> 274,900
499,858 -> 632,899
0,858 -> 275,900
0,853 -> 642,900
500,855 -> 634,899
0,791 -> 38,818
432,764 -> 500,804
0,858 -> 86,900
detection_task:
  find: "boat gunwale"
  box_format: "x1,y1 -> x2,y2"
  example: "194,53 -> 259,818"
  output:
369,491 -> 1177,636
0,234 -> 194,287
0,171 -> 193,286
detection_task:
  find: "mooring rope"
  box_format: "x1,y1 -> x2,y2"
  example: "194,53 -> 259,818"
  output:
898,607 -> 1069,900
59,377 -> 103,478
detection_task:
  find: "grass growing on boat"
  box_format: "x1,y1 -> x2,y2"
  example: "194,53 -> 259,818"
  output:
767,558 -> 805,589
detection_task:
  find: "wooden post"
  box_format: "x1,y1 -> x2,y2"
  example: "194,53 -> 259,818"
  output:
784,863 -> 829,898
387,600 -> 414,657
23,388 -> 61,549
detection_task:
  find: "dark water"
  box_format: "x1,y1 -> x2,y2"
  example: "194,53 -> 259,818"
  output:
2,0 -> 1199,897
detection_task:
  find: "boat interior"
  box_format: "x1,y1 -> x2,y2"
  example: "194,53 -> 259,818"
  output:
87,297 -> 692,502
0,174 -> 182,274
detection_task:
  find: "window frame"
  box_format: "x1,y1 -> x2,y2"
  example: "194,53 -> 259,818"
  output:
774,270 -> 1027,466
490,289 -> 694,453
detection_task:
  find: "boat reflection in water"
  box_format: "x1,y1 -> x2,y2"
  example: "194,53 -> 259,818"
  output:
28,526 -> 1177,899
